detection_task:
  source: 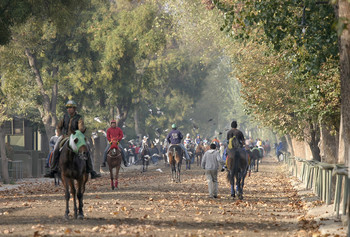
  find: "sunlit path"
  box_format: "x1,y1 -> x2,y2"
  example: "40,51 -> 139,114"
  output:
0,156 -> 317,236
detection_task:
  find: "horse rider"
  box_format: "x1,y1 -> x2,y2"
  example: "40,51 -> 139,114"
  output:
101,120 -> 129,167
195,134 -> 202,145
166,124 -> 190,160
45,100 -> 101,179
211,136 -> 220,149
184,133 -> 192,146
226,120 -> 245,149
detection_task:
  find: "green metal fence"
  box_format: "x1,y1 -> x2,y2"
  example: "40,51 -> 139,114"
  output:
282,152 -> 349,220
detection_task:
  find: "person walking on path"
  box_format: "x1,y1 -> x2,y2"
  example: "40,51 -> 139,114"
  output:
201,143 -> 224,198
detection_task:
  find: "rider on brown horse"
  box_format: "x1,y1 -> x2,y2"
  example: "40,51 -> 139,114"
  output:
45,100 -> 101,179
166,124 -> 190,160
101,120 -> 128,167
227,120 -> 245,149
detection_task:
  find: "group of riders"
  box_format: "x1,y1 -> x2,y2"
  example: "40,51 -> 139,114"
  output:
44,99 -> 270,179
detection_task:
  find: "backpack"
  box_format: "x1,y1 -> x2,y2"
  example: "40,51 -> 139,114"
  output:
228,136 -> 240,150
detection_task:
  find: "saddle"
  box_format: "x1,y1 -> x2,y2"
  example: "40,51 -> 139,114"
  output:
59,137 -> 69,151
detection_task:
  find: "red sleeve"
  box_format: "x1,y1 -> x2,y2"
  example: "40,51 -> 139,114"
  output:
106,128 -> 111,142
117,127 -> 124,141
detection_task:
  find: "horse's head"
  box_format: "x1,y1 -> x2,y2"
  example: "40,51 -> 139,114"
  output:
69,130 -> 88,159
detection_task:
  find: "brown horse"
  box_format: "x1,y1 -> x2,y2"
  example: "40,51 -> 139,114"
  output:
226,146 -> 248,200
59,131 -> 89,219
195,143 -> 204,166
107,138 -> 122,190
168,145 -> 183,182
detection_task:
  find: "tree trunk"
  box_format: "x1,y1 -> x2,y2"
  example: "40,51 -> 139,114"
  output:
310,123 -> 321,161
25,49 -> 58,146
338,0 -> 350,168
116,104 -> 129,129
319,123 -> 338,164
134,108 -> 141,139
284,134 -> 294,156
0,124 -> 9,184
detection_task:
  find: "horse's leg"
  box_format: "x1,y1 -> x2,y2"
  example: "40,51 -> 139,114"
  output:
178,161 -> 181,183
110,166 -> 114,190
256,157 -> 259,172
115,165 -> 120,188
69,180 -> 78,219
62,177 -> 70,219
77,179 -> 84,220
142,157 -> 145,172
236,171 -> 243,200
230,170 -> 235,198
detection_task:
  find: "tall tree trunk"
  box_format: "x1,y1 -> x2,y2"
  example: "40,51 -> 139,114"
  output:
116,104 -> 129,129
0,124 -> 9,184
338,0 -> 350,167
134,108 -> 141,140
319,123 -> 338,163
25,49 -> 58,145
284,134 -> 294,156
305,121 -> 321,161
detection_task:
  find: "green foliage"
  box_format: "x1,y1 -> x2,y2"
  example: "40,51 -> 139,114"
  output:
212,0 -> 340,139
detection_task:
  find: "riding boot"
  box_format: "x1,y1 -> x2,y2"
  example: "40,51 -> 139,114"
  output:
44,146 -> 60,178
121,149 -> 128,167
86,153 -> 101,179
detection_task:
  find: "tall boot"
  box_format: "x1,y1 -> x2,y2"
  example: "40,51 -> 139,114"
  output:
121,149 -> 128,167
86,153 -> 101,179
44,146 -> 60,178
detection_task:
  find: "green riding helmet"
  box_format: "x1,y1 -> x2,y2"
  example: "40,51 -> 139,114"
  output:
172,124 -> 176,129
66,100 -> 77,108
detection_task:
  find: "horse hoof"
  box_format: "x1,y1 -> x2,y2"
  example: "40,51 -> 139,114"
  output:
231,194 -> 235,198
77,214 -> 84,220
64,214 -> 69,220
112,186 -> 114,190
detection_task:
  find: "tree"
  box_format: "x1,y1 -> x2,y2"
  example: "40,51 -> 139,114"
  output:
211,0 -> 341,161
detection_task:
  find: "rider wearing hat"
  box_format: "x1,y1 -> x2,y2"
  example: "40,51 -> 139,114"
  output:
45,100 -> 101,179
101,120 -> 128,167
227,120 -> 245,148
166,124 -> 190,160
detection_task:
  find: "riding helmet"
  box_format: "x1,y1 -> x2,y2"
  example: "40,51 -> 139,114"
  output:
66,100 -> 77,108
110,120 -> 117,124
172,124 -> 176,129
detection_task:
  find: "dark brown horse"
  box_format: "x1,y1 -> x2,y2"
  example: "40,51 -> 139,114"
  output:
107,138 -> 122,190
168,145 -> 183,182
195,143 -> 204,166
140,143 -> 150,172
226,146 -> 248,200
59,131 -> 89,219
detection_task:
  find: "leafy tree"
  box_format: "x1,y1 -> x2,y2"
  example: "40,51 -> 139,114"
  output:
211,0 -> 341,161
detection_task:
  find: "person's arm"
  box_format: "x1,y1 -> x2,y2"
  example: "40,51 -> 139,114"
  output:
201,152 -> 207,169
106,128 -> 111,142
78,117 -> 86,133
179,132 -> 183,141
117,128 -> 124,141
56,118 -> 64,136
166,132 -> 171,143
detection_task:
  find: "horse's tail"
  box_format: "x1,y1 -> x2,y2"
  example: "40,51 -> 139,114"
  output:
227,149 -> 240,184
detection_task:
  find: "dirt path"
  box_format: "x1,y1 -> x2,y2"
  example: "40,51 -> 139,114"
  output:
0,156 -> 319,236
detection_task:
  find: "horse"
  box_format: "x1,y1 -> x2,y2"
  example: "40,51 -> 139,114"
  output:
140,143 -> 150,172
107,138 -> 122,190
185,143 -> 195,170
226,145 -> 249,200
59,130 -> 89,219
247,147 -> 260,173
195,143 -> 204,166
168,144 -> 183,182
